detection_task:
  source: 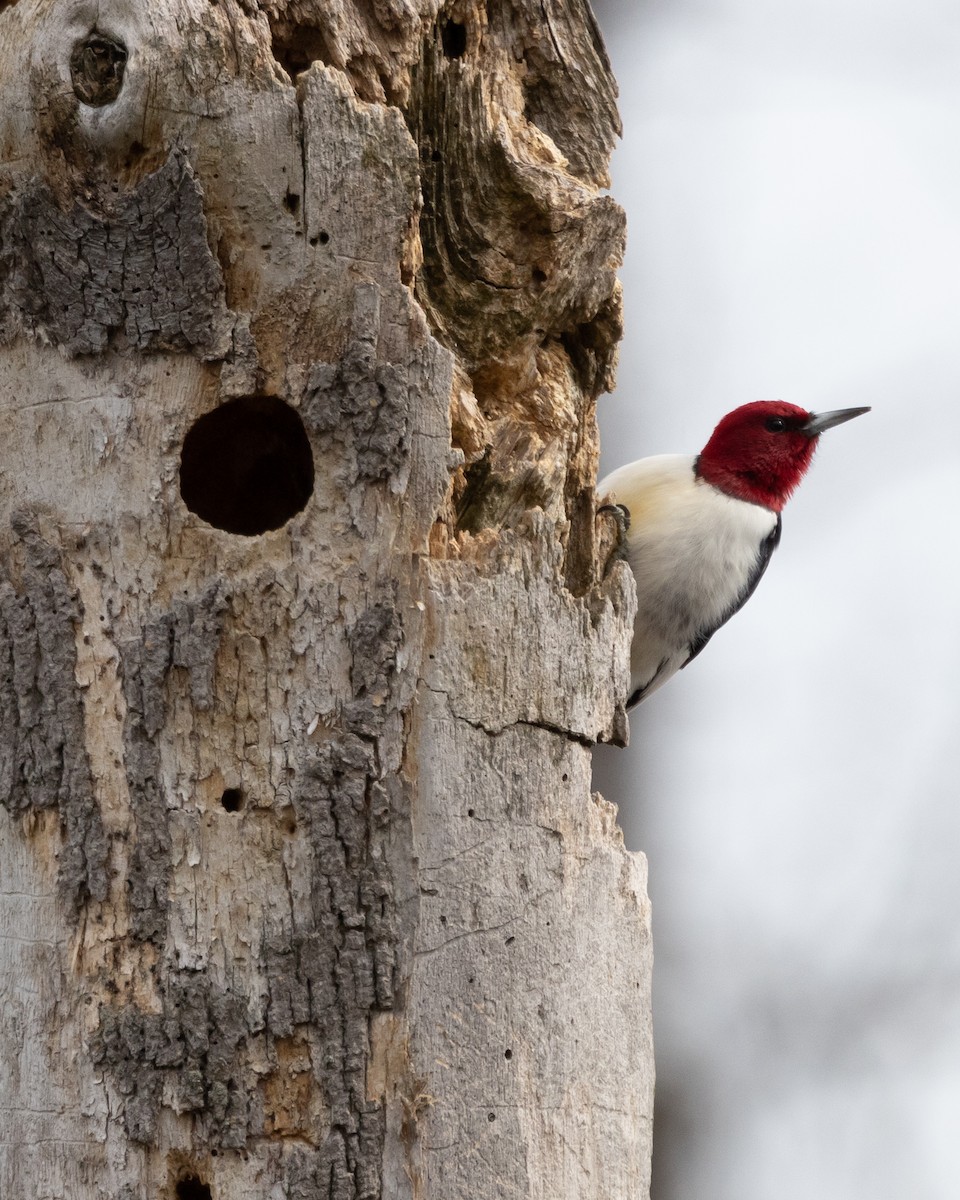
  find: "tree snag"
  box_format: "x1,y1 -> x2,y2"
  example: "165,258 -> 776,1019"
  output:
0,1 -> 652,1197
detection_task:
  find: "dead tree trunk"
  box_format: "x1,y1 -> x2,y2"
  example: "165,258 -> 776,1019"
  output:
0,2 -> 652,1197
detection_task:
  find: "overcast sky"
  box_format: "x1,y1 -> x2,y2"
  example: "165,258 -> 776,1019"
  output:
590,2 -> 960,1197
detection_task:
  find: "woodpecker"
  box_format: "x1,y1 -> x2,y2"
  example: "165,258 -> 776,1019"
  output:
599,401 -> 870,706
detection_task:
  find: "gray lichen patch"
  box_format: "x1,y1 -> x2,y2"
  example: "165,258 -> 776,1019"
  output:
0,512 -> 108,909
0,149 -> 235,358
304,285 -> 410,486
91,968 -> 250,1148
271,728 -> 396,1199
120,584 -> 230,943
257,593 -> 404,1195
345,596 -> 403,735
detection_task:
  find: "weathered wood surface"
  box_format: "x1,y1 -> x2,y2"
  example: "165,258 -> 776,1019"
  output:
0,1 -> 651,1197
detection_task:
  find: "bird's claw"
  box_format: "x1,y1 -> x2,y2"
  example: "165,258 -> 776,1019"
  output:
596,502 -> 632,576
598,502 -> 631,534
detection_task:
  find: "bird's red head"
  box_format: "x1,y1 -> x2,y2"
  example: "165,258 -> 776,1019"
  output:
696,400 -> 869,511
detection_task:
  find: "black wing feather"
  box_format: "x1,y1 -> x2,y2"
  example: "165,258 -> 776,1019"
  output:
682,512 -> 783,669
627,656 -> 673,708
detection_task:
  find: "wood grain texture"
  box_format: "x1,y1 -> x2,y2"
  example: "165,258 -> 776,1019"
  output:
0,0 -> 650,1196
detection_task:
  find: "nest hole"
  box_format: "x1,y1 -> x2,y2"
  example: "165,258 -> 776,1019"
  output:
271,22 -> 329,79
175,1176 -> 211,1200
440,19 -> 467,58
179,396 -> 314,536
220,788 -> 243,813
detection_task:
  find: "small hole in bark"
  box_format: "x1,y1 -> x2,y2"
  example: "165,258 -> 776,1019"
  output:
284,191 -> 301,215
561,773 -> 568,782
318,230 -> 330,244
179,396 -> 315,536
440,19 -> 467,58
504,1048 -> 512,1060
504,936 -> 515,946
487,1111 -> 496,1122
175,1175 -> 211,1200
70,33 -> 127,107
467,808 -> 475,817
271,22 -> 329,79
532,268 -> 547,286
439,915 -> 447,925
220,788 -> 243,812
430,149 -> 441,163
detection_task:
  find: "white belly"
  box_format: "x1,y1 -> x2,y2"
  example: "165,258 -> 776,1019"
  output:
600,455 -> 779,700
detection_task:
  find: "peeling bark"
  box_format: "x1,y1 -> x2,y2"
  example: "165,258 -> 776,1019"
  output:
0,1 -> 651,1197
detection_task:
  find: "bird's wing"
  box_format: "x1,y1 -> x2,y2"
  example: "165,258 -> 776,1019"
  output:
627,652 -> 687,708
682,512 -> 782,668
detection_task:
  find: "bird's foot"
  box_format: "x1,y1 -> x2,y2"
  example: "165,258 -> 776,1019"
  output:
596,502 -> 631,577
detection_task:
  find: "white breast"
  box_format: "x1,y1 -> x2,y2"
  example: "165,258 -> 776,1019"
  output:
600,455 -> 779,700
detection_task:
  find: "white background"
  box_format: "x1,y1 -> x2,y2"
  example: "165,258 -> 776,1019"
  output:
590,2 -> 960,1196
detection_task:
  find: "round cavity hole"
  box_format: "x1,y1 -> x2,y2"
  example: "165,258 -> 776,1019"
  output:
179,395 -> 314,536
220,788 -> 243,813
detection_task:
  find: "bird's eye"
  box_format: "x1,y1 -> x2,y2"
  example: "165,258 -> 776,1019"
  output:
765,416 -> 787,432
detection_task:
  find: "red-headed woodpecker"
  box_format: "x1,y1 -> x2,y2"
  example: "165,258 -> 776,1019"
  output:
599,401 -> 870,706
